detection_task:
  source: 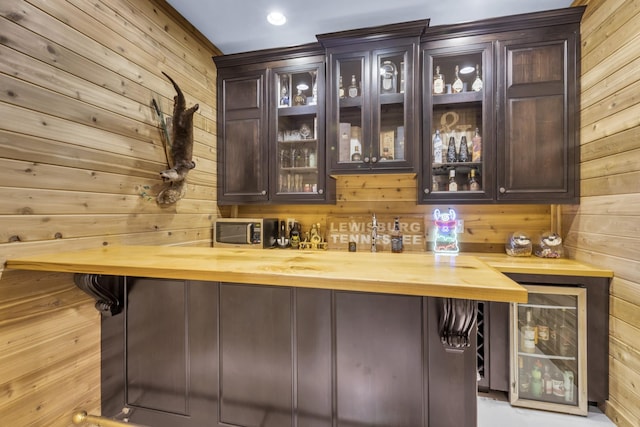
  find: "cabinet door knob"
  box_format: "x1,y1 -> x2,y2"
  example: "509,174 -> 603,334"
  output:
363,156 -> 370,163
371,156 -> 378,163
499,187 -> 506,194
261,190 -> 267,195
318,189 -> 324,194
424,188 -> 430,194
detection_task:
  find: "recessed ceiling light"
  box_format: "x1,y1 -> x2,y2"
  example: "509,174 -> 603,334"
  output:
460,66 -> 475,75
267,11 -> 287,26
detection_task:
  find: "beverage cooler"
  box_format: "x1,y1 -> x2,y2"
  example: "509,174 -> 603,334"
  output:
510,285 -> 588,415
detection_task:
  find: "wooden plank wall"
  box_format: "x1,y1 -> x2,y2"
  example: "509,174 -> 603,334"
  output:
565,1 -> 640,425
0,0 -> 220,425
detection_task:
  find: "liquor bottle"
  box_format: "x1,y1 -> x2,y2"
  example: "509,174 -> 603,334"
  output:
452,65 -> 464,93
469,169 -> 481,191
348,74 -> 359,98
446,136 -> 457,163
531,360 -> 543,398
564,369 -> 575,402
351,145 -> 362,162
543,363 -> 553,396
537,311 -> 550,353
552,369 -> 565,398
433,130 -> 443,164
448,169 -> 458,192
522,308 -> 536,353
548,310 -> 558,354
457,136 -> 469,162
279,75 -> 289,106
391,217 -> 403,253
433,65 -> 445,94
558,309 -> 571,357
472,64 -> 483,92
339,75 -> 345,99
471,128 -> 482,162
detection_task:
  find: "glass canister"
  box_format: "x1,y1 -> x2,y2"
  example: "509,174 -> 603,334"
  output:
505,231 -> 532,257
534,231 -> 564,258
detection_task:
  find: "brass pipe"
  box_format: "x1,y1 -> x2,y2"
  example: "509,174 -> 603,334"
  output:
72,411 -> 145,427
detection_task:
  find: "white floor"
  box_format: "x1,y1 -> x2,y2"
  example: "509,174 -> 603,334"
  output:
478,394 -> 615,427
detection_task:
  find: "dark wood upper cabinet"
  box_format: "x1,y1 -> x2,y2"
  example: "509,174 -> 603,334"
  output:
419,6 -> 584,204
496,25 -> 580,203
214,46 -> 335,205
214,7 -> 583,205
318,21 -> 427,173
217,69 -> 269,203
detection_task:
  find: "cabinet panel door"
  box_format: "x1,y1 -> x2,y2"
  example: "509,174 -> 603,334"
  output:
219,72 -> 269,203
219,283 -> 293,427
335,292 -> 424,427
498,34 -> 579,202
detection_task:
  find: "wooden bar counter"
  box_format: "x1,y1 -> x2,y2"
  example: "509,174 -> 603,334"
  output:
7,247 -> 611,427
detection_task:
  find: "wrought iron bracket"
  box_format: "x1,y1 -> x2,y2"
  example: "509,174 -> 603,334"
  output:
74,274 -> 123,316
437,298 -> 477,352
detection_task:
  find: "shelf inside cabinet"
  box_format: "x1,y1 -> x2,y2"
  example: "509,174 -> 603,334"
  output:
380,93 -> 405,105
432,162 -> 482,174
339,97 -> 363,108
278,105 -> 318,116
432,91 -> 482,105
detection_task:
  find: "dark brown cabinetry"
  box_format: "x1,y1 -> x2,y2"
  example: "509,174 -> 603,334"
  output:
477,274 -> 609,407
319,21 -> 426,173
419,7 -> 583,204
215,46 -> 335,204
102,279 -> 477,427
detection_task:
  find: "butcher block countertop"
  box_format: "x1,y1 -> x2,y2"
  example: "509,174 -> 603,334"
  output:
6,245 -> 530,303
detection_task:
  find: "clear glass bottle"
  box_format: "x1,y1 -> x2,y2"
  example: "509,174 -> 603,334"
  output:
433,65 -> 445,94
472,64 -> 483,92
522,308 -> 537,353
348,74 -> 359,98
452,65 -> 464,93
351,145 -> 361,162
469,169 -> 481,191
471,128 -> 482,162
448,169 -> 458,192
433,129 -> 443,164
339,75 -> 345,99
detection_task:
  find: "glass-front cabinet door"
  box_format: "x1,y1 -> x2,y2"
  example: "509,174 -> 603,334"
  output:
510,285 -> 588,416
327,41 -> 418,173
420,41 -> 494,203
271,61 -> 329,202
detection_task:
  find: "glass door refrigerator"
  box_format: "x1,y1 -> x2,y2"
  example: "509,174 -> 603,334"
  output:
510,285 -> 588,416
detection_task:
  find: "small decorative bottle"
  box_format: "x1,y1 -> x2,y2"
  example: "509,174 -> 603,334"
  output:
448,169 -> 458,192
446,136 -> 457,163
433,65 -> 445,94
469,169 -> 481,191
433,130 -> 443,164
472,64 -> 483,92
452,65 -> 464,93
457,136 -> 469,162
348,74 -> 359,98
339,75 -> 345,99
471,128 -> 482,162
351,145 -> 362,162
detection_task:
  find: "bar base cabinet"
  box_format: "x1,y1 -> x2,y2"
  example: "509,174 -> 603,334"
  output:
510,285 -> 588,416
